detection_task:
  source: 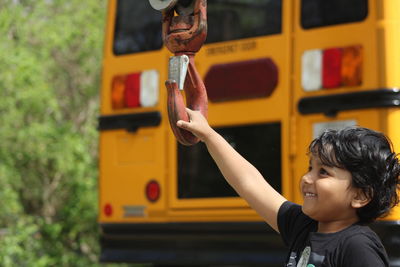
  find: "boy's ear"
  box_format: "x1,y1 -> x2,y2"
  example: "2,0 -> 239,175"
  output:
351,188 -> 371,208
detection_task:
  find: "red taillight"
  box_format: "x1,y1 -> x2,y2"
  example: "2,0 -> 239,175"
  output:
124,73 -> 140,108
322,48 -> 342,88
302,45 -> 363,91
104,203 -> 113,217
204,58 -> 278,102
145,180 -> 160,202
111,70 -> 159,110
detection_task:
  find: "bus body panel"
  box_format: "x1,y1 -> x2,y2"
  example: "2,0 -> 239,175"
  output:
98,0 -> 400,265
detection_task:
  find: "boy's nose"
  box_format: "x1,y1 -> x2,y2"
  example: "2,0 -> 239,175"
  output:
302,173 -> 313,184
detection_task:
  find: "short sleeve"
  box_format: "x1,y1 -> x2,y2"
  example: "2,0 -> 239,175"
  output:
340,233 -> 389,267
278,201 -> 315,247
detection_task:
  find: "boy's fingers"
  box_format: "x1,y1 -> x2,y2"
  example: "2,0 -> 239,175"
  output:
185,108 -> 195,119
185,108 -> 197,122
177,120 -> 188,128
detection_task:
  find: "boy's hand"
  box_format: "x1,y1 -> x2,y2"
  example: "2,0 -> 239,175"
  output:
176,108 -> 214,142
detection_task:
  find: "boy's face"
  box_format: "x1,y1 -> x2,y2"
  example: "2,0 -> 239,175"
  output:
301,155 -> 359,227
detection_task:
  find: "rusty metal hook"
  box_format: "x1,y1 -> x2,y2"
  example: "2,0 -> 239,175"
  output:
166,53 -> 207,145
152,0 -> 208,145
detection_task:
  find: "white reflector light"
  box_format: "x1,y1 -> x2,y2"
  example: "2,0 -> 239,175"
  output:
140,70 -> 159,107
302,49 -> 322,91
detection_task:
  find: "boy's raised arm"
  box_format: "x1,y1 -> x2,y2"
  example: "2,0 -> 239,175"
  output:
177,108 -> 287,232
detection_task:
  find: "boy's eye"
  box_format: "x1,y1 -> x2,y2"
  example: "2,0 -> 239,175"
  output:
319,168 -> 329,176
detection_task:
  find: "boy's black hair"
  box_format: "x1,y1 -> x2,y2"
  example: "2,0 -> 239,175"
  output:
309,127 -> 400,224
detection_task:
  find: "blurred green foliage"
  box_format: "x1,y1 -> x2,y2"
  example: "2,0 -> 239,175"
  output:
0,0 -> 106,265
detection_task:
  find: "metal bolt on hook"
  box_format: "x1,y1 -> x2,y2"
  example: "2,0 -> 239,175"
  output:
149,0 -> 195,15
169,55 -> 189,90
148,0 -> 178,11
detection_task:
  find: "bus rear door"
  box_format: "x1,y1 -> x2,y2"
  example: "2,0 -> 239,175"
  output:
292,1 -> 400,263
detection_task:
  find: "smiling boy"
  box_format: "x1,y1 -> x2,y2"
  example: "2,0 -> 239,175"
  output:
301,156 -> 360,232
177,108 -> 400,267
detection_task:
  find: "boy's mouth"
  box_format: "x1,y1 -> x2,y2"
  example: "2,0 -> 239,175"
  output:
304,192 -> 317,198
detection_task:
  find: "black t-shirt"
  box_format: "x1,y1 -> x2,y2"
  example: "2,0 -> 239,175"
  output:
277,201 -> 389,267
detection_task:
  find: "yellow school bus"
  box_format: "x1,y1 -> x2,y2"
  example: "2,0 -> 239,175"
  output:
98,0 -> 400,265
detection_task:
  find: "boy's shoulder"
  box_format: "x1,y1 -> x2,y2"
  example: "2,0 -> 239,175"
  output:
309,224 -> 389,266
316,223 -> 384,250
340,224 -> 385,251
335,224 -> 389,266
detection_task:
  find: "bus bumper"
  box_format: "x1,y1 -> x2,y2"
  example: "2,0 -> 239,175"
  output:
100,220 -> 400,266
99,222 -> 286,266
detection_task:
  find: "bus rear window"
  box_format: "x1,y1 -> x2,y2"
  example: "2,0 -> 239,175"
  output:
178,123 -> 281,199
301,0 -> 368,29
206,0 -> 282,44
113,0 -> 281,54
113,0 -> 162,55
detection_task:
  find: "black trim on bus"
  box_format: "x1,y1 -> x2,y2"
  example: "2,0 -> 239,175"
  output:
99,220 -> 400,265
100,222 -> 286,266
98,111 -> 161,132
298,88 -> 400,116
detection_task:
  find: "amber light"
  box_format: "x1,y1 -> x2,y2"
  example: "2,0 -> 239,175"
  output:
145,180 -> 160,202
341,45 -> 363,86
111,76 -> 126,109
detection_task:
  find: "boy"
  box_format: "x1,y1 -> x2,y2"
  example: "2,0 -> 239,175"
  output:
177,108 -> 400,267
